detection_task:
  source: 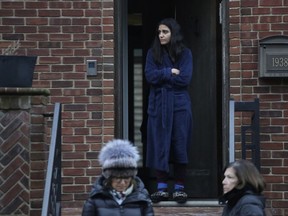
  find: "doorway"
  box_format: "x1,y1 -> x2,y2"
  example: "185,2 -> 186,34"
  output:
122,0 -> 224,199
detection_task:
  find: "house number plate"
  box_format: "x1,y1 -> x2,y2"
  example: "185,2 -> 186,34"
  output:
266,54 -> 288,72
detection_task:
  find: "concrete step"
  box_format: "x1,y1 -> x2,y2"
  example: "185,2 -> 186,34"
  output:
62,201 -> 223,216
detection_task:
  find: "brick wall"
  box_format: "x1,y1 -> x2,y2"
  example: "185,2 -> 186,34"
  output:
0,89 -> 49,215
229,0 -> 288,215
0,0 -> 115,210
1,0 -> 288,214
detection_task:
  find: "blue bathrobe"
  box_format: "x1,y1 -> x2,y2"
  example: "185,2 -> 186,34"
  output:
145,47 -> 193,172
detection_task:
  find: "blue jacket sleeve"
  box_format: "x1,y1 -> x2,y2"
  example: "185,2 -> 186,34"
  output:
170,48 -> 193,87
144,49 -> 172,85
145,48 -> 193,88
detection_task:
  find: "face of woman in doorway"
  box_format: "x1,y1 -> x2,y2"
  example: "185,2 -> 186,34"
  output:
222,167 -> 239,194
158,24 -> 171,45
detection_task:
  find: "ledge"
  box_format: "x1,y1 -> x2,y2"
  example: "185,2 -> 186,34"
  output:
0,88 -> 50,109
0,88 -> 50,96
152,199 -> 222,207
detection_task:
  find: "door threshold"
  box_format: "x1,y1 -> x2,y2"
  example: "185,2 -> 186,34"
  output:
152,199 -> 222,207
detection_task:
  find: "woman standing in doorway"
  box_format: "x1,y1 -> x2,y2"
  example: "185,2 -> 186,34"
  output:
145,18 -> 193,203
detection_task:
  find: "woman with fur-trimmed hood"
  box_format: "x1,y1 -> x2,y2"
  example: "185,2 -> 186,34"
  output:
82,139 -> 154,216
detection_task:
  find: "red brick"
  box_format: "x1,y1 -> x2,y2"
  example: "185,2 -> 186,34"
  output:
62,10 -> 84,17
39,10 -> 61,17
2,18 -> 24,25
63,169 -> 85,176
26,2 -> 48,9
260,0 -> 283,6
63,152 -> 85,160
2,2 -> 24,9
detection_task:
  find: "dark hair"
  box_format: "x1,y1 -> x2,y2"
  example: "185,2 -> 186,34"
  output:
225,160 -> 265,193
151,18 -> 186,64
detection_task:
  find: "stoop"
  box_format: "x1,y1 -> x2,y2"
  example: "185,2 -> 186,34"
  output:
62,200 -> 223,216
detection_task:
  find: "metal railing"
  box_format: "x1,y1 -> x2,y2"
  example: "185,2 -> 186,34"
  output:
229,98 -> 260,170
41,103 -> 62,216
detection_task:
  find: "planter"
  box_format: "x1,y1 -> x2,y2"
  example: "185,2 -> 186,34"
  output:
0,55 -> 37,87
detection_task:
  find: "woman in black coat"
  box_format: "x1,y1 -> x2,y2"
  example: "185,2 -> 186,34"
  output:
219,160 -> 266,216
82,139 -> 154,216
82,176 -> 154,216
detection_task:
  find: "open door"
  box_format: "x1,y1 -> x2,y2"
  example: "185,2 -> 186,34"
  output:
125,0 -> 224,198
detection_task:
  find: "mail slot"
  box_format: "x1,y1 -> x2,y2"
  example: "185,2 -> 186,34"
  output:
259,35 -> 288,77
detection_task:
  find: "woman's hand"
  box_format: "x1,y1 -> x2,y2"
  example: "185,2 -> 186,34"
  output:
171,68 -> 180,75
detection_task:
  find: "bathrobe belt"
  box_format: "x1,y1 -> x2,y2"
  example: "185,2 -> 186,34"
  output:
160,87 -> 174,129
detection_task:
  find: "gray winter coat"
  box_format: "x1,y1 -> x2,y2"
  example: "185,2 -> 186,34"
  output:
82,176 -> 154,216
220,188 -> 265,216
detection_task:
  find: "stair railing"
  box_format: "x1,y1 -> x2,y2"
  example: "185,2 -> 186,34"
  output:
41,103 -> 62,216
229,98 -> 260,170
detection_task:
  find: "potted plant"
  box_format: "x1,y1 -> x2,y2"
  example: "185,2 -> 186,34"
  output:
0,40 -> 37,87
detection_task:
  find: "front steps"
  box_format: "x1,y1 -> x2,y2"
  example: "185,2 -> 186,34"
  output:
62,200 -> 223,216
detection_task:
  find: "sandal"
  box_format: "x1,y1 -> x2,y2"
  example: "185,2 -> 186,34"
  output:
172,190 -> 188,203
150,191 -> 169,203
